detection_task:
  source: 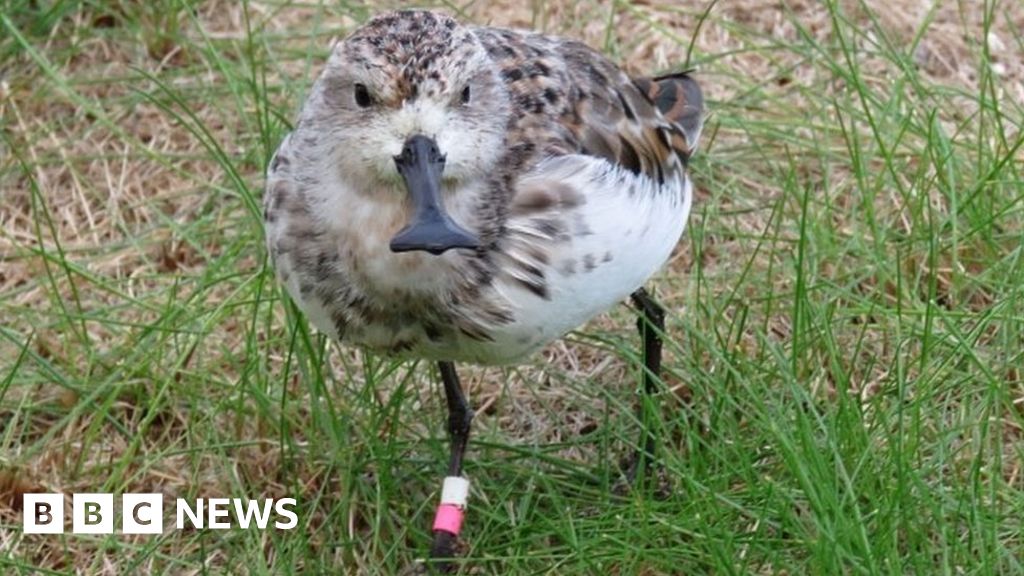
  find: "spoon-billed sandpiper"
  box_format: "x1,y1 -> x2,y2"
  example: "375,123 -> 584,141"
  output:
264,9 -> 703,569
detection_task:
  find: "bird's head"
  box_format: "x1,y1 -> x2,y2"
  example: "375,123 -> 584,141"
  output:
301,10 -> 511,255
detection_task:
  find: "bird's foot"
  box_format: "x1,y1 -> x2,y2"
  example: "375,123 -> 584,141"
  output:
612,452 -> 674,500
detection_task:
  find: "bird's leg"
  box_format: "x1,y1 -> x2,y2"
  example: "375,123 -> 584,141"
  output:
627,287 -> 665,486
429,361 -> 475,572
439,361 -> 474,477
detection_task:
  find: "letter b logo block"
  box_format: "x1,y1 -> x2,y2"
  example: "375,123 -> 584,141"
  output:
73,493 -> 114,534
23,494 -> 64,534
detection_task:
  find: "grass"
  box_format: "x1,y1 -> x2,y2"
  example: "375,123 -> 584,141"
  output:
2,0 -> 1023,574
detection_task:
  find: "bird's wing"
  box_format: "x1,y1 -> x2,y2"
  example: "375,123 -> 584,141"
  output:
472,27 -> 703,326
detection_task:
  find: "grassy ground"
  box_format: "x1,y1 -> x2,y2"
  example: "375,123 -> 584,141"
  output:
2,0 -> 1023,574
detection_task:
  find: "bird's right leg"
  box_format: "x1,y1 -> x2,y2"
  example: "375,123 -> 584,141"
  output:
428,361 -> 475,572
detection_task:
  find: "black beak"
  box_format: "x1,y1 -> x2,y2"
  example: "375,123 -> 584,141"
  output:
390,135 -> 480,255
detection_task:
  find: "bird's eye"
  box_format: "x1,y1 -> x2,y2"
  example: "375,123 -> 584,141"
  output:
461,85 -> 471,105
354,83 -> 372,108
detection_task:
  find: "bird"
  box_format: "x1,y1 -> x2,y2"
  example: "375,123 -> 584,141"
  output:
263,9 -> 703,570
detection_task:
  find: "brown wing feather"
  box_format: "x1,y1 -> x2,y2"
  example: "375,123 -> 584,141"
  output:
474,26 -> 702,186
633,71 -> 704,161
554,41 -> 692,184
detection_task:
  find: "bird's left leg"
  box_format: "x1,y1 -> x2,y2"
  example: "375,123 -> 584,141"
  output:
428,361 -> 474,572
627,287 -> 665,486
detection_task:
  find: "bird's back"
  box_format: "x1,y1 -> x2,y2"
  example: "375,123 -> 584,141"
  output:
472,26 -> 703,189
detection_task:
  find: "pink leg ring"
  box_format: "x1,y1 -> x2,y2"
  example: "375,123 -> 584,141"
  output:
432,503 -> 465,535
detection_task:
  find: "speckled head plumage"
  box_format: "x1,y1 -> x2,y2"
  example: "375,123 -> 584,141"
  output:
301,10 -> 512,188
341,11 -> 473,101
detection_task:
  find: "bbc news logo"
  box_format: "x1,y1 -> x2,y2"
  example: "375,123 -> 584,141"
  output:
23,494 -> 298,534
